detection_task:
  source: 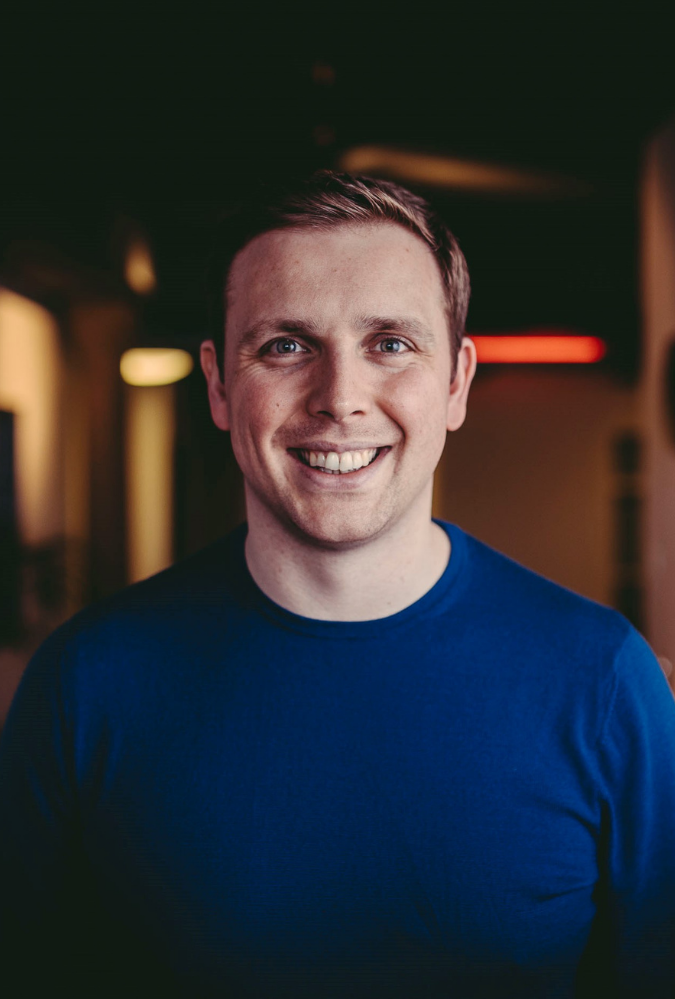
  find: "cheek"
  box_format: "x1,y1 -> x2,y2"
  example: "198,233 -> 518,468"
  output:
383,369 -> 449,433
230,373 -> 297,442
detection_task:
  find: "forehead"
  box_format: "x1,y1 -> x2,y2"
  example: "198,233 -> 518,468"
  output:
226,223 -> 447,334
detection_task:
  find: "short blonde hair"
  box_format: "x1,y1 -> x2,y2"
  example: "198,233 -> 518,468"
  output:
207,170 -> 471,374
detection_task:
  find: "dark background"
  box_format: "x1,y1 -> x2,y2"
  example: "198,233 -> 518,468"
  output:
2,8 -> 674,379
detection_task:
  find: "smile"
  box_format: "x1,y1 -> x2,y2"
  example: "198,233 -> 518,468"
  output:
290,447 -> 386,474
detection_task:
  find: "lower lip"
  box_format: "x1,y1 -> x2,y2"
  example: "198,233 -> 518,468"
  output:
289,448 -> 390,486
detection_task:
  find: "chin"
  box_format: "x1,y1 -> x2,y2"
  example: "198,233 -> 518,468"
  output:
285,505 -> 394,550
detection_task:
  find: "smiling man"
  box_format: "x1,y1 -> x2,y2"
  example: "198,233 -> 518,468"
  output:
201,218 -> 475,620
2,172 -> 675,998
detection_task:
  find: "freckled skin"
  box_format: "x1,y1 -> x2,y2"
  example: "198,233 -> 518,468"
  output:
201,223 -> 476,552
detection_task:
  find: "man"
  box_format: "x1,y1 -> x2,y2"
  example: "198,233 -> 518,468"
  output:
1,171 -> 675,998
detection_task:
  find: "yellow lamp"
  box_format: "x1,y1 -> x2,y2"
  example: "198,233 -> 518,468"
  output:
120,348 -> 193,386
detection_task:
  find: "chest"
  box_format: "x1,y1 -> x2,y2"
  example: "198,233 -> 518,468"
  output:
79,660 -> 600,973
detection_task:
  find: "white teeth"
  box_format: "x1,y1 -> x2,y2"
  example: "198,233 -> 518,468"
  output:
299,447 -> 381,473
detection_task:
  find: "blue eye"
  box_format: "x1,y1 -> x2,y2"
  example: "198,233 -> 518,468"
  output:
272,339 -> 300,354
379,338 -> 405,352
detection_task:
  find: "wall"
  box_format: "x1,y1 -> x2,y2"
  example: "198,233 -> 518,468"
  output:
433,367 -> 639,609
641,115 -> 675,663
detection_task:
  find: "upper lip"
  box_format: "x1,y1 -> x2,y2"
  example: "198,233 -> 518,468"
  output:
289,443 -> 388,453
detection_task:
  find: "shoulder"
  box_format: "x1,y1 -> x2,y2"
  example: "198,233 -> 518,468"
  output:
22,526 -> 250,685
441,525 -> 672,742
446,522 -> 638,664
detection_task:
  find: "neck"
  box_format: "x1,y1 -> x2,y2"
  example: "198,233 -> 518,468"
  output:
243,491 -> 451,622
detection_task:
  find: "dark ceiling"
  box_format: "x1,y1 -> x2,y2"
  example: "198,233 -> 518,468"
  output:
2,10 -> 674,380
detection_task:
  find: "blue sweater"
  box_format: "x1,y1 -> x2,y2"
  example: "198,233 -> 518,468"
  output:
1,521 -> 675,997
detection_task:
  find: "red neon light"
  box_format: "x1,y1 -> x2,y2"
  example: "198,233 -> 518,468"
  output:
471,335 -> 607,364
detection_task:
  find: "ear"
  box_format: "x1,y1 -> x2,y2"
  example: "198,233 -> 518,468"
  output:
200,340 -> 230,431
446,337 -> 477,432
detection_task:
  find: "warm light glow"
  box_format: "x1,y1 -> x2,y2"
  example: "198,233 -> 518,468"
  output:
339,146 -> 590,198
124,239 -> 157,294
0,288 -> 64,544
126,385 -> 175,583
312,62 -> 335,86
472,335 -> 607,364
120,348 -> 193,386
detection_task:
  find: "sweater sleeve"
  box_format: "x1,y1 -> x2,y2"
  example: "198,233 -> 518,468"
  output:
0,630 -> 94,992
592,626 -> 675,996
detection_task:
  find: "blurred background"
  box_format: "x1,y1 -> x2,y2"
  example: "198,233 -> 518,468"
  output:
1,9 -> 675,721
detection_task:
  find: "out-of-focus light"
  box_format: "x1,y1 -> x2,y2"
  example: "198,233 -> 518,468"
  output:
124,239 -> 156,294
339,146 -> 591,198
472,335 -> 607,364
0,288 -> 64,545
312,62 -> 335,85
126,384 -> 175,583
313,124 -> 336,146
120,348 -> 193,386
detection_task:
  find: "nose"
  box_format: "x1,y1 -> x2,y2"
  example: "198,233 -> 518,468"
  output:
305,348 -> 370,422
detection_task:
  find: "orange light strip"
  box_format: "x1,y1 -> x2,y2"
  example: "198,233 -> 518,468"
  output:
471,335 -> 607,364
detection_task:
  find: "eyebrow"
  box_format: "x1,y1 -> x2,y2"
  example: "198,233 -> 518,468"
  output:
236,315 -> 436,350
356,315 -> 436,344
